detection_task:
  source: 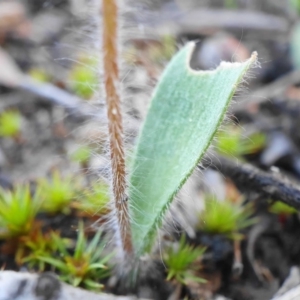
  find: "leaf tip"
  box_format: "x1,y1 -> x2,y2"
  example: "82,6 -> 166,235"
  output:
250,51 -> 259,67
251,51 -> 258,60
186,42 -> 257,75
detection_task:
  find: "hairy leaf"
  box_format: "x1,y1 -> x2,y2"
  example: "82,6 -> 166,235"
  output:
129,42 -> 256,254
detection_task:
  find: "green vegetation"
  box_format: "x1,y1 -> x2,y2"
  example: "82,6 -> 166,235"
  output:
269,201 -> 297,215
0,168 -> 112,288
0,174 -> 111,287
38,171 -> 77,214
225,0 -> 238,9
215,126 -> 266,158
290,0 -> 300,14
0,186 -> 41,237
74,182 -> 110,216
69,56 -> 98,99
150,35 -> 177,64
16,228 -> 62,271
0,7 -> 258,289
128,42 -> 256,254
198,197 -> 256,240
163,235 -> 206,285
37,222 -> 112,290
0,110 -> 22,138
70,145 -> 92,165
29,68 -> 49,83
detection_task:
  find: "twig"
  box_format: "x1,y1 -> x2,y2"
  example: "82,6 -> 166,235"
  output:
137,8 -> 290,38
175,9 -> 290,36
0,46 -> 106,121
246,218 -> 274,282
232,239 -> 243,278
201,155 -> 300,209
102,0 -> 133,255
20,78 -> 102,117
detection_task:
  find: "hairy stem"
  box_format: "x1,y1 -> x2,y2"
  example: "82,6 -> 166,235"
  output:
102,0 -> 132,254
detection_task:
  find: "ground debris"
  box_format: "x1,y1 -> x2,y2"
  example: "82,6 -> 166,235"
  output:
0,271 -> 139,300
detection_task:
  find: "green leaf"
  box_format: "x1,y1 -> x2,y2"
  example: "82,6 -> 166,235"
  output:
269,201 -> 297,215
86,230 -> 102,254
37,256 -> 69,272
83,278 -> 104,290
129,42 -> 256,255
87,263 -> 107,270
184,274 -> 207,284
73,277 -> 82,287
74,221 -> 86,260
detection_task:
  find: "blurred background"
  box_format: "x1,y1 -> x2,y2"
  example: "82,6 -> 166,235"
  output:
0,0 -> 299,181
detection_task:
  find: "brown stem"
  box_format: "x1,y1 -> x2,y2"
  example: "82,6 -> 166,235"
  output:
201,154 -> 300,210
102,0 -> 132,254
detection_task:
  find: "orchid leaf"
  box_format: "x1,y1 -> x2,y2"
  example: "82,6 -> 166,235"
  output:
129,42 -> 256,255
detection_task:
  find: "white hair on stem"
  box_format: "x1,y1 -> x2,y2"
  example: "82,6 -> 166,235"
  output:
100,0 -> 133,258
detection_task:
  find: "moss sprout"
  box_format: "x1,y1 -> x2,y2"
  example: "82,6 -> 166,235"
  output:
73,182 -> 110,217
70,145 -> 92,165
37,222 -> 112,290
269,201 -> 297,215
0,185 -> 41,238
38,171 -> 79,214
69,55 -> 98,99
198,196 -> 256,240
215,126 -> 266,158
163,235 -> 206,285
0,110 -> 22,138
